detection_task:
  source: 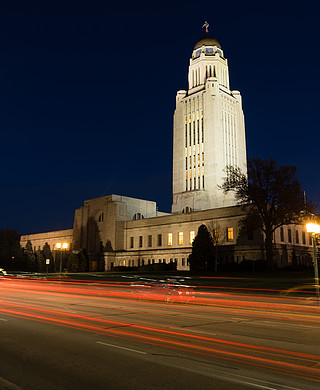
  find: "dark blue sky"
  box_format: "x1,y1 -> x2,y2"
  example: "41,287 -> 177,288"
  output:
1,1 -> 319,235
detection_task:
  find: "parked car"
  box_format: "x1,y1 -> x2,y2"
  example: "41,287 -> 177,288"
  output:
131,281 -> 195,303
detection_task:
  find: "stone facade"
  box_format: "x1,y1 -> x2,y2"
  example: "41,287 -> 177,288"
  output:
20,229 -> 73,253
20,196 -> 313,272
172,34 -> 247,213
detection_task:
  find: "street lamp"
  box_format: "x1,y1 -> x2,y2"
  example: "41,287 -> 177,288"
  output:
306,223 -> 320,304
55,242 -> 69,274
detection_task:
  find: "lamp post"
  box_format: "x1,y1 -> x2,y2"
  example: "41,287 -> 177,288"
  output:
306,223 -> 320,304
55,243 -> 69,274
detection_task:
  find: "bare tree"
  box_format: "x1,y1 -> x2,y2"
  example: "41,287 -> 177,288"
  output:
206,221 -> 226,272
220,158 -> 316,269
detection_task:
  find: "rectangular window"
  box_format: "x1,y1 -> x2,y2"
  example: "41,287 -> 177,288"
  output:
139,236 -> 143,248
189,231 -> 195,244
288,229 -> 292,243
295,230 -> 299,244
213,228 -> 220,242
227,227 -> 234,242
247,229 -> 253,240
197,120 -> 199,143
157,234 -> 162,246
185,123 -> 187,147
182,258 -> 185,266
130,237 -> 134,248
280,227 -> 284,242
178,232 -> 183,245
148,235 -> 152,247
309,234 -> 312,245
193,123 -> 195,145
168,233 -> 172,246
302,231 -> 306,245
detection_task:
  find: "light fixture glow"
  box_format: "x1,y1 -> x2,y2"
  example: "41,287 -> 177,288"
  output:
306,223 -> 320,234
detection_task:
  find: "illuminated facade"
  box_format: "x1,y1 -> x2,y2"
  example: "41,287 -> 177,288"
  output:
172,32 -> 247,213
20,27 -> 312,271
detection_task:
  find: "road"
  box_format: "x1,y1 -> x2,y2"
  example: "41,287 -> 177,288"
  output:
0,275 -> 319,390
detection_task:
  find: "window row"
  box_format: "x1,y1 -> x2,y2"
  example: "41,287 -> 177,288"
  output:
279,227 -> 311,245
119,258 -> 188,268
129,228 -> 234,249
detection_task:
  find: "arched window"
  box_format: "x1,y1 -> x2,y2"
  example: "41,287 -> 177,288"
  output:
98,213 -> 104,222
133,213 -> 145,220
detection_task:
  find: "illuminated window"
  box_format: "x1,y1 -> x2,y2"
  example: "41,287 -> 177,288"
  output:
130,237 -> 134,248
178,232 -> 183,245
189,231 -> 195,244
227,227 -> 234,242
168,233 -> 172,246
213,228 -> 220,242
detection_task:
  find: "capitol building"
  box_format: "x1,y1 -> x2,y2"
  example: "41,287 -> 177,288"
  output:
20,27 -> 312,271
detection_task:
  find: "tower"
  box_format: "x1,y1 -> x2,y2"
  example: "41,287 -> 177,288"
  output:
172,25 -> 247,214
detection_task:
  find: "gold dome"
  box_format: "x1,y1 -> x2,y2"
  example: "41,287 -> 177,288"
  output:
194,36 -> 221,50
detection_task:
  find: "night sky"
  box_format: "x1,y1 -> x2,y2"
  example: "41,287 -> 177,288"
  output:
1,1 -> 319,235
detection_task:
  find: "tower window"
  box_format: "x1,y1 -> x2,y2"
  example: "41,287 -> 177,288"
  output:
185,124 -> 187,147
193,124 -> 195,145
133,213 -> 144,220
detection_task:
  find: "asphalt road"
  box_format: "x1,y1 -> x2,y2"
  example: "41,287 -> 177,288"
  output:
0,275 -> 319,390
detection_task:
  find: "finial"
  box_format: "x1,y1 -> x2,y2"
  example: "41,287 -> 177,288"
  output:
202,21 -> 209,34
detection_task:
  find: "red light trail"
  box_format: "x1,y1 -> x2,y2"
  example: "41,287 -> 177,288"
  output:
1,277 -> 319,384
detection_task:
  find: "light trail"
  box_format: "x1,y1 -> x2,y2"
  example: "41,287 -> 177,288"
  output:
1,277 -> 320,385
